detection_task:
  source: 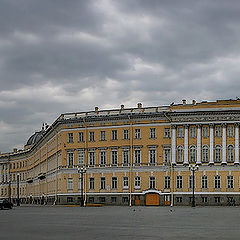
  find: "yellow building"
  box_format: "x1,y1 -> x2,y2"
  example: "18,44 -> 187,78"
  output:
1,99 -> 240,206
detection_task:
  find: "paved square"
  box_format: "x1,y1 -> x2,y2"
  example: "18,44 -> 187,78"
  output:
0,206 -> 239,240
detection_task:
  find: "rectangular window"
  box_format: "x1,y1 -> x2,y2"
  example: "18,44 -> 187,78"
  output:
190,127 -> 196,138
134,149 -> 141,164
111,150 -> 118,165
67,151 -> 74,167
67,197 -> 73,203
112,130 -> 117,140
100,150 -> 106,166
177,127 -> 183,138
164,148 -> 171,163
78,149 -> 85,165
149,149 -> 156,164
202,197 -> 208,203
123,129 -> 129,140
201,175 -> 208,189
150,128 -> 156,139
214,175 -> 221,189
164,128 -> 170,138
100,177 -> 106,190
134,176 -> 141,189
176,197 -> 182,203
188,175 -> 195,189
215,126 -> 221,137
123,177 -> 129,189
89,131 -> 95,142
78,178 -> 83,190
88,151 -> 95,166
227,175 -> 234,189
228,126 -> 234,137
78,132 -> 84,142
149,176 -> 155,189
176,176 -> 183,189
122,197 -> 129,203
67,178 -> 73,190
164,176 -> 170,189
99,197 -> 105,203
68,133 -> 73,143
202,127 -> 209,138
112,177 -> 117,189
122,149 -> 129,165
100,131 -> 106,141
88,197 -> 94,203
89,178 -> 94,190
111,197 -> 117,203
135,129 -> 141,139
215,197 -> 221,203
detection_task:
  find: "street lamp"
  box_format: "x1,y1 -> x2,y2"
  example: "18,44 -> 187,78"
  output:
77,166 -> 87,207
17,173 -> 20,206
189,164 -> 199,207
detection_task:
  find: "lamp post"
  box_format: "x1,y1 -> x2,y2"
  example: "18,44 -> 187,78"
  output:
78,166 -> 86,207
17,173 -> 20,206
189,164 -> 198,207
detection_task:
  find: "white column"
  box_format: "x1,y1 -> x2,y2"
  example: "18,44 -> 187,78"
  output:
222,123 -> 227,164
171,125 -> 176,165
196,124 -> 202,164
184,125 -> 189,165
209,124 -> 214,165
235,123 -> 239,164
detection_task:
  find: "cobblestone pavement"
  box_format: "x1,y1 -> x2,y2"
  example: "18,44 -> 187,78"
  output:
0,206 -> 239,240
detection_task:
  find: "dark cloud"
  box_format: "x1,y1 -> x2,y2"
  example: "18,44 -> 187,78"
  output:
1,0 -> 240,152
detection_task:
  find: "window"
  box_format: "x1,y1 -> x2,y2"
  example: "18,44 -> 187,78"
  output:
100,150 -> 106,166
227,175 -> 234,189
67,151 -> 74,167
123,129 -> 129,140
176,176 -> 183,189
177,146 -> 184,163
122,197 -> 129,203
111,197 -> 117,203
215,197 -> 221,203
201,175 -> 208,189
67,178 -> 73,190
134,148 -> 141,164
164,148 -> 171,163
214,175 -> 221,189
68,133 -> 73,143
78,149 -> 85,165
215,126 -> 221,137
112,177 -> 117,189
89,178 -> 94,190
215,145 -> 221,162
89,131 -> 95,142
67,197 -> 73,203
100,177 -> 105,189
88,151 -> 95,166
189,175 -> 195,189
123,177 -> 129,189
228,126 -> 234,137
149,149 -> 156,164
190,146 -> 196,163
149,176 -> 155,189
134,176 -> 141,189
227,145 -> 234,162
112,130 -> 117,140
100,131 -> 106,141
164,176 -> 170,189
78,178 -> 83,190
150,128 -> 156,139
177,127 -> 183,138
111,150 -> 118,165
190,127 -> 196,138
202,146 -> 209,163
202,127 -> 209,138
122,149 -> 129,165
88,197 -> 94,203
164,128 -> 170,138
202,197 -> 208,203
135,129 -> 141,139
99,197 -> 105,203
79,132 -> 84,142
176,197 -> 182,203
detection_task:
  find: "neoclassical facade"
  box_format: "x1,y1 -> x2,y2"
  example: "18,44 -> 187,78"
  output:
1,99 -> 240,206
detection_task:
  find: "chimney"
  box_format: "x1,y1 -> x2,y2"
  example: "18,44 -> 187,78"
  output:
95,107 -> 99,113
192,100 -> 196,105
137,103 -> 142,108
13,148 -> 17,153
121,104 -> 124,110
182,99 -> 186,105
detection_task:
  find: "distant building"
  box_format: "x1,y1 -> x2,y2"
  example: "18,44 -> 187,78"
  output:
1,99 -> 240,206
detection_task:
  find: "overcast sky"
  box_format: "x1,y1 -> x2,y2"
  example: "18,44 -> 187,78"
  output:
1,0 -> 240,153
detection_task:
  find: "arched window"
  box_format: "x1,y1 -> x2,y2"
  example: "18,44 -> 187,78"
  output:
189,146 -> 196,163
227,145 -> 234,162
215,145 -> 222,162
177,146 -> 184,163
202,145 -> 209,163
